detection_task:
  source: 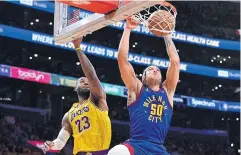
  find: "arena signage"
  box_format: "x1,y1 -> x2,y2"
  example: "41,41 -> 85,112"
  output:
51,74 -> 124,97
51,74 -> 77,87
219,101 -> 241,112
101,83 -> 124,97
5,0 -> 240,51
8,0 -> 54,13
0,64 -> 239,112
173,96 -> 184,104
10,66 -> 51,84
51,74 -> 124,96
187,97 -> 240,112
0,64 -> 10,77
0,24 -> 239,80
187,98 -> 217,110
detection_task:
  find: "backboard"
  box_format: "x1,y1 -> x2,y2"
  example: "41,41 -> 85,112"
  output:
54,0 -> 163,44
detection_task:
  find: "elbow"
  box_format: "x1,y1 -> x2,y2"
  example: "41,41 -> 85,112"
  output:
117,51 -> 121,60
117,51 -> 128,62
170,58 -> 180,67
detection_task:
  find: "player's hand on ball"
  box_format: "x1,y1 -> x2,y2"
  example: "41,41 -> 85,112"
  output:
73,37 -> 83,49
42,141 -> 54,154
125,17 -> 139,30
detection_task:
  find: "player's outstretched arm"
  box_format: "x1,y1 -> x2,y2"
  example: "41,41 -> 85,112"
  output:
73,38 -> 107,109
118,18 -> 142,92
42,113 -> 71,154
163,34 -> 180,96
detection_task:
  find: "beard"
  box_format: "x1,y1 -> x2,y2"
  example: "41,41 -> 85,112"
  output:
76,87 -> 90,99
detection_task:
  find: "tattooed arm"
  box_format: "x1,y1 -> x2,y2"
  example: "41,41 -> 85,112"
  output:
163,34 -> 180,95
73,38 -> 107,110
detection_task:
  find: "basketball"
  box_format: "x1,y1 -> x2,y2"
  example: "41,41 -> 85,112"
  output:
148,10 -> 175,37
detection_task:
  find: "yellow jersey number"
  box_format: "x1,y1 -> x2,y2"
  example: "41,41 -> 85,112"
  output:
150,104 -> 163,117
75,116 -> 90,133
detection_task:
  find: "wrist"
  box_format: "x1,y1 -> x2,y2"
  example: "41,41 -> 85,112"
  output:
124,27 -> 132,32
164,34 -> 172,39
75,47 -> 81,51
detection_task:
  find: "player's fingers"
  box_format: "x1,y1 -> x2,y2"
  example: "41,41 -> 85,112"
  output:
43,149 -> 46,154
43,144 -> 48,151
126,17 -> 132,21
127,17 -> 137,24
43,143 -> 50,152
41,144 -> 47,154
130,16 -> 140,24
46,141 -> 54,147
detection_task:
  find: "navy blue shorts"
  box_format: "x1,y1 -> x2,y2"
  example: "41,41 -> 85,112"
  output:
123,139 -> 169,155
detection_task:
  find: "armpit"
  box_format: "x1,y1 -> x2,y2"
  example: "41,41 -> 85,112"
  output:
127,91 -> 137,105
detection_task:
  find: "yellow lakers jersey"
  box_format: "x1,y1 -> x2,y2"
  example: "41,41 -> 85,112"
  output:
68,98 -> 111,155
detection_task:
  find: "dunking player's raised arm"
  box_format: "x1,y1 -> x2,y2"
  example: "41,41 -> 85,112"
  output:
163,34 -> 180,101
73,38 -> 107,109
42,113 -> 71,154
117,18 -> 142,104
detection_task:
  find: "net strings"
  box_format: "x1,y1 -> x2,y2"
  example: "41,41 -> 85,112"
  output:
131,4 -> 177,33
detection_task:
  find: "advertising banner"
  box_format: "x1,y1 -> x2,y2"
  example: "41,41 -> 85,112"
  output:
51,74 -> 124,97
51,73 -> 61,86
51,74 -> 77,87
101,82 -> 123,97
8,0 -> 54,13
219,101 -> 240,112
0,64 -> 10,77
0,24 -> 239,80
0,63 -> 239,113
187,97 -> 240,113
10,67 -> 51,84
59,76 -> 77,87
5,0 -> 240,51
187,97 -> 219,110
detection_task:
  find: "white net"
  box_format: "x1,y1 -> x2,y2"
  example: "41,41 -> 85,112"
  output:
131,2 -> 177,34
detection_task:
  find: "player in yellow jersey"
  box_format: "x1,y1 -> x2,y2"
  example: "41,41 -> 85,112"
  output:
41,37 -> 111,155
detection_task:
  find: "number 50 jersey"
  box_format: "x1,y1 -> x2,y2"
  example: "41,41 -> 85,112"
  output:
68,98 -> 111,155
128,86 -> 173,145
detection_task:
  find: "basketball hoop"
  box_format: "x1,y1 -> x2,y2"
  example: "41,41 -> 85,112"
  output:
131,2 -> 177,34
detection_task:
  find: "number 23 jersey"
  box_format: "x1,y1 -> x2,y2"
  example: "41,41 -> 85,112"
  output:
68,98 -> 111,154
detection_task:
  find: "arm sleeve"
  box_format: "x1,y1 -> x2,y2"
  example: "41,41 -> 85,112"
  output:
51,128 -> 70,150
